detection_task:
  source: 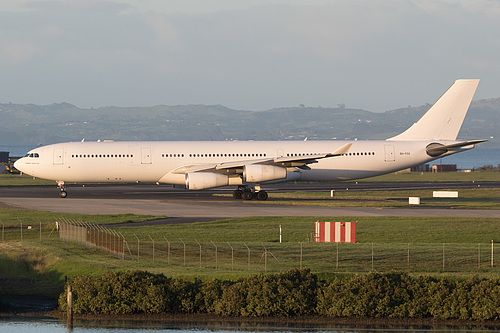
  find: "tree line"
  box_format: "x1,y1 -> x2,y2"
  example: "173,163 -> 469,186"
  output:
59,269 -> 500,321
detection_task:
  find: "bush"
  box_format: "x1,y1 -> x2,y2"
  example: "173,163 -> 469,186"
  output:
59,269 -> 500,320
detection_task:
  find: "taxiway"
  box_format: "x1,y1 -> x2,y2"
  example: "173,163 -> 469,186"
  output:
0,182 -> 499,222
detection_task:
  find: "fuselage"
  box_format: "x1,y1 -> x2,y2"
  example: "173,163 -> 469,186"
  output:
14,139 -> 464,186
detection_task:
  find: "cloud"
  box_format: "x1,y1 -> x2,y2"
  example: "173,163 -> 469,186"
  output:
0,0 -> 499,110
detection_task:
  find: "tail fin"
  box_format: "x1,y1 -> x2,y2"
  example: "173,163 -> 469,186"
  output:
388,79 -> 480,141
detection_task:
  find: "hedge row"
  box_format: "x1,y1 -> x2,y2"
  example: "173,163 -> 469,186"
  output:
59,269 -> 500,321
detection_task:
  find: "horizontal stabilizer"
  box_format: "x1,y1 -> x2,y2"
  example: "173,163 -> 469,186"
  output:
426,139 -> 488,157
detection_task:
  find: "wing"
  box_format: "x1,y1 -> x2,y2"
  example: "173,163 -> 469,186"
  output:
170,143 -> 353,174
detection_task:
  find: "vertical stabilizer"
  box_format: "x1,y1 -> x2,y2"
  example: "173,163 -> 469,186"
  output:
388,79 -> 479,141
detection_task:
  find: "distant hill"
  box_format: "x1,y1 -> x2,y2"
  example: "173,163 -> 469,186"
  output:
0,98 -> 499,148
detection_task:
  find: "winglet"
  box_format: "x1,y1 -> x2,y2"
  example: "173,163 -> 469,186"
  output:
327,143 -> 352,157
388,79 -> 480,141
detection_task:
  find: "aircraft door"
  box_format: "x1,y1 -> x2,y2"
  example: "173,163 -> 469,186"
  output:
384,145 -> 395,162
277,148 -> 284,157
53,148 -> 64,165
141,147 -> 152,164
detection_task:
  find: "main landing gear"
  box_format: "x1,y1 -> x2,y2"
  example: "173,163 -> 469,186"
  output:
57,181 -> 67,198
232,185 -> 268,201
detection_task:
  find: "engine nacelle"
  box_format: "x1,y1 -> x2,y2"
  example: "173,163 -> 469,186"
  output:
244,164 -> 287,182
185,172 -> 229,190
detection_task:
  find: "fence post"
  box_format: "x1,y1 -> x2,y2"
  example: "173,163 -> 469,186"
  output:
407,243 -> 410,271
67,284 -> 73,329
111,230 -> 121,257
84,222 -> 90,248
38,218 -> 42,241
227,242 -> 234,271
18,218 -> 22,241
371,243 -> 374,272
243,243 -> 250,270
262,243 -> 267,272
478,243 -> 481,270
211,241 -> 218,270
164,237 -> 170,264
300,242 -> 303,269
179,238 -> 186,266
442,243 -> 445,272
134,234 -> 140,261
335,242 -> 339,270
118,232 -> 126,259
98,225 -> 105,251
148,235 -> 155,263
196,240 -> 201,268
492,240 -> 494,267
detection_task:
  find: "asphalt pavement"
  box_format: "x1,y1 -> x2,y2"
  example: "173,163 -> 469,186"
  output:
0,182 -> 499,222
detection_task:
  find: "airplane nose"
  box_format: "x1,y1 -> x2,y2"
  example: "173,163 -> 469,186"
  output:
13,158 -> 24,172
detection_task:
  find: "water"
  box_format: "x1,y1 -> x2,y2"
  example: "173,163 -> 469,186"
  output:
432,146 -> 500,170
1,145 -> 499,170
0,145 -> 38,158
1,317 -> 498,333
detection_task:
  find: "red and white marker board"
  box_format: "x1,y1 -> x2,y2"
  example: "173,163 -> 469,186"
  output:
315,221 -> 356,243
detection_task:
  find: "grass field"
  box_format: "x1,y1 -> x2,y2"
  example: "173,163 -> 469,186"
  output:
1,172 -> 500,298
360,170 -> 500,182
2,210 -> 500,299
0,173 -> 55,186
251,187 -> 500,209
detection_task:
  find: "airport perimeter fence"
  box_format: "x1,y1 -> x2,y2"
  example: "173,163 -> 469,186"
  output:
57,218 -> 125,259
1,218 -> 499,274
121,239 -> 497,274
0,216 -> 59,243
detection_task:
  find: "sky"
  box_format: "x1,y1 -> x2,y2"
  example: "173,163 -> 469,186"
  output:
1,0 -> 499,112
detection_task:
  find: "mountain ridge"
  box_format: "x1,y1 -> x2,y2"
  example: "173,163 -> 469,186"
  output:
1,98 -> 498,148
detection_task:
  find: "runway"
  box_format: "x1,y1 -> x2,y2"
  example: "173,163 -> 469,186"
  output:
1,182 -> 499,221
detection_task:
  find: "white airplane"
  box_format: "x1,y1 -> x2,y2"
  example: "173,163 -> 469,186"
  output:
14,79 -> 486,200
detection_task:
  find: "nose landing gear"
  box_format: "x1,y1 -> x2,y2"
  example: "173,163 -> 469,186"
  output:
57,181 -> 67,198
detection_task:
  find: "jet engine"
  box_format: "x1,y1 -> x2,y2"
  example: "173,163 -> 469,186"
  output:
186,172 -> 229,190
243,164 -> 287,182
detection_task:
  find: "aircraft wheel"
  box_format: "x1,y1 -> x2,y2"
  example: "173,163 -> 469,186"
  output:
59,190 -> 68,198
233,190 -> 243,199
256,191 -> 268,201
242,191 -> 253,200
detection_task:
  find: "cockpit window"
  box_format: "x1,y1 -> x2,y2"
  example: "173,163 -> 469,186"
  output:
24,152 -> 40,158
